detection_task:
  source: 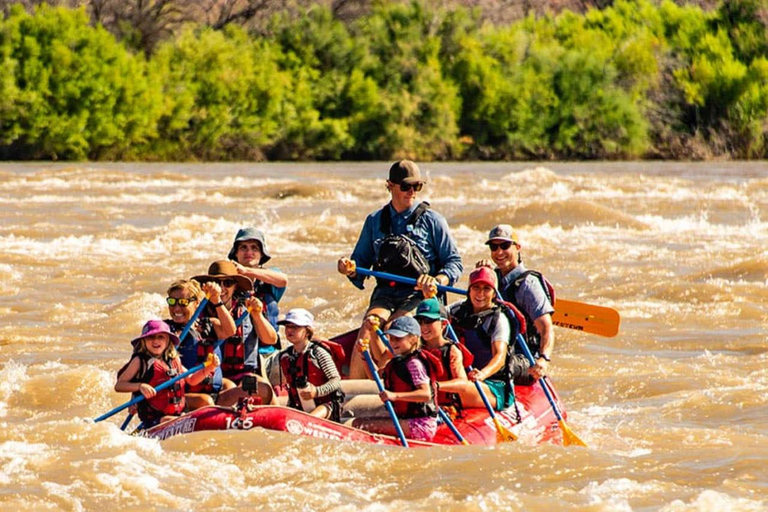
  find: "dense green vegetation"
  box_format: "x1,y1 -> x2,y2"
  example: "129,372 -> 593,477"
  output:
1,0 -> 766,161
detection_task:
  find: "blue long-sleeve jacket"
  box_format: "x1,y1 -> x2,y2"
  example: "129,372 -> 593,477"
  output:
348,202 -> 463,289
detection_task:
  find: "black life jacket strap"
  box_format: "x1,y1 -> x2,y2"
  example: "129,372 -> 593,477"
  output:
380,201 -> 430,235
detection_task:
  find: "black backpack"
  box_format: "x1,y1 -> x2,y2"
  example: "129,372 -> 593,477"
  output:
373,202 -> 431,284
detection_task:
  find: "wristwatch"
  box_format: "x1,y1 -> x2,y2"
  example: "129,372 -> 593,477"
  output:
214,302 -> 225,308
539,353 -> 551,362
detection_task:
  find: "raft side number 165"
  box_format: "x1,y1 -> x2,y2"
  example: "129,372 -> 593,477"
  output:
224,417 -> 254,430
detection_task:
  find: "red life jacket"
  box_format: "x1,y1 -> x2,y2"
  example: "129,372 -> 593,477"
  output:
187,318 -> 221,394
425,343 -> 472,408
117,353 -> 185,426
382,349 -> 443,419
220,302 -> 247,378
279,340 -> 345,411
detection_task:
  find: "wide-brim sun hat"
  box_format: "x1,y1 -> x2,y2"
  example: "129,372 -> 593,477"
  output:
192,260 -> 253,293
131,319 -> 181,348
227,227 -> 271,265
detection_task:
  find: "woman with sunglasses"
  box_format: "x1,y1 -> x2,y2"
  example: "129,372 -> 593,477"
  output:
193,260 -> 277,406
337,160 -> 463,379
475,224 -> 555,385
164,279 -> 237,410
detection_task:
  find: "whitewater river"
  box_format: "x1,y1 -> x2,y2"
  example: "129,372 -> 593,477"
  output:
0,161 -> 766,511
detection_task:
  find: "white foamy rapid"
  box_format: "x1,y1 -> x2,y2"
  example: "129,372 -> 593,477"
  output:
0,161 -> 765,510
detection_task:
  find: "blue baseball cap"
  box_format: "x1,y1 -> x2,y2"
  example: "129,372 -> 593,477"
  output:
384,316 -> 421,338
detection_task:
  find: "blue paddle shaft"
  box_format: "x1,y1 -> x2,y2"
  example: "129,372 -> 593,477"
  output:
362,349 -> 409,447
514,332 -> 566,422
178,296 -> 209,341
377,327 -> 465,445
354,268 -> 466,296
437,407 -> 467,444
445,323 -> 500,419
115,296 -> 209,426
96,308 -> 250,424
119,413 -> 134,431
374,327 -> 394,355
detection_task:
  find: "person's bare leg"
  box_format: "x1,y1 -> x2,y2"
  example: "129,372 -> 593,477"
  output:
216,375 -> 274,407
347,307 -> 391,379
309,403 -> 332,420
452,381 -> 497,409
185,393 -> 215,410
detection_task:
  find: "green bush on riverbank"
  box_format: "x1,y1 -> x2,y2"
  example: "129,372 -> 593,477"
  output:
0,0 -> 766,161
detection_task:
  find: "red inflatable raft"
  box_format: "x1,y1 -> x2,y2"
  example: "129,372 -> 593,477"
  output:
141,329 -> 569,447
142,380 -> 566,446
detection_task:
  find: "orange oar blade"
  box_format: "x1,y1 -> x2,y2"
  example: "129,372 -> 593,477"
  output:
553,299 -> 621,338
493,417 -> 518,443
559,420 -> 587,447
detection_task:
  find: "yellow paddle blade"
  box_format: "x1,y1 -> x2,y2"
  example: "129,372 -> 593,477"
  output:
493,417 -> 517,443
553,299 -> 621,338
559,420 -> 587,447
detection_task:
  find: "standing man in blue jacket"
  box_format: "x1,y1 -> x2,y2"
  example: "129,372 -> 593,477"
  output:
338,160 -> 463,378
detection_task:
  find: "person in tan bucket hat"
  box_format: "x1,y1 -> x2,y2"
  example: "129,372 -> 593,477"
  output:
193,260 -> 252,295
192,260 -> 278,406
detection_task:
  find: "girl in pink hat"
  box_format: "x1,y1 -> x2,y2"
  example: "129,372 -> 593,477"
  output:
115,320 -> 220,428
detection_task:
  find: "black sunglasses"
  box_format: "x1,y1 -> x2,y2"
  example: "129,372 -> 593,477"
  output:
416,317 -> 439,325
398,182 -> 424,192
166,297 -> 197,307
219,278 -> 237,288
489,241 -> 513,252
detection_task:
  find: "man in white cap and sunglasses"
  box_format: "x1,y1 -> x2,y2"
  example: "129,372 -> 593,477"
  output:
338,160 -> 462,378
477,224 -> 554,385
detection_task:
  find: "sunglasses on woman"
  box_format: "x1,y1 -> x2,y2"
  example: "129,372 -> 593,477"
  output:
219,278 -> 237,288
488,241 -> 513,252
398,182 -> 424,192
166,297 -> 197,307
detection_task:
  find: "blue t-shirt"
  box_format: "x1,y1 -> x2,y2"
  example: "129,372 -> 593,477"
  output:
497,264 -> 554,323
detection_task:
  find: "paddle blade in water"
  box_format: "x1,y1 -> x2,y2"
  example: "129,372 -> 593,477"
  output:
559,420 -> 587,447
493,417 -> 518,443
553,299 -> 620,338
